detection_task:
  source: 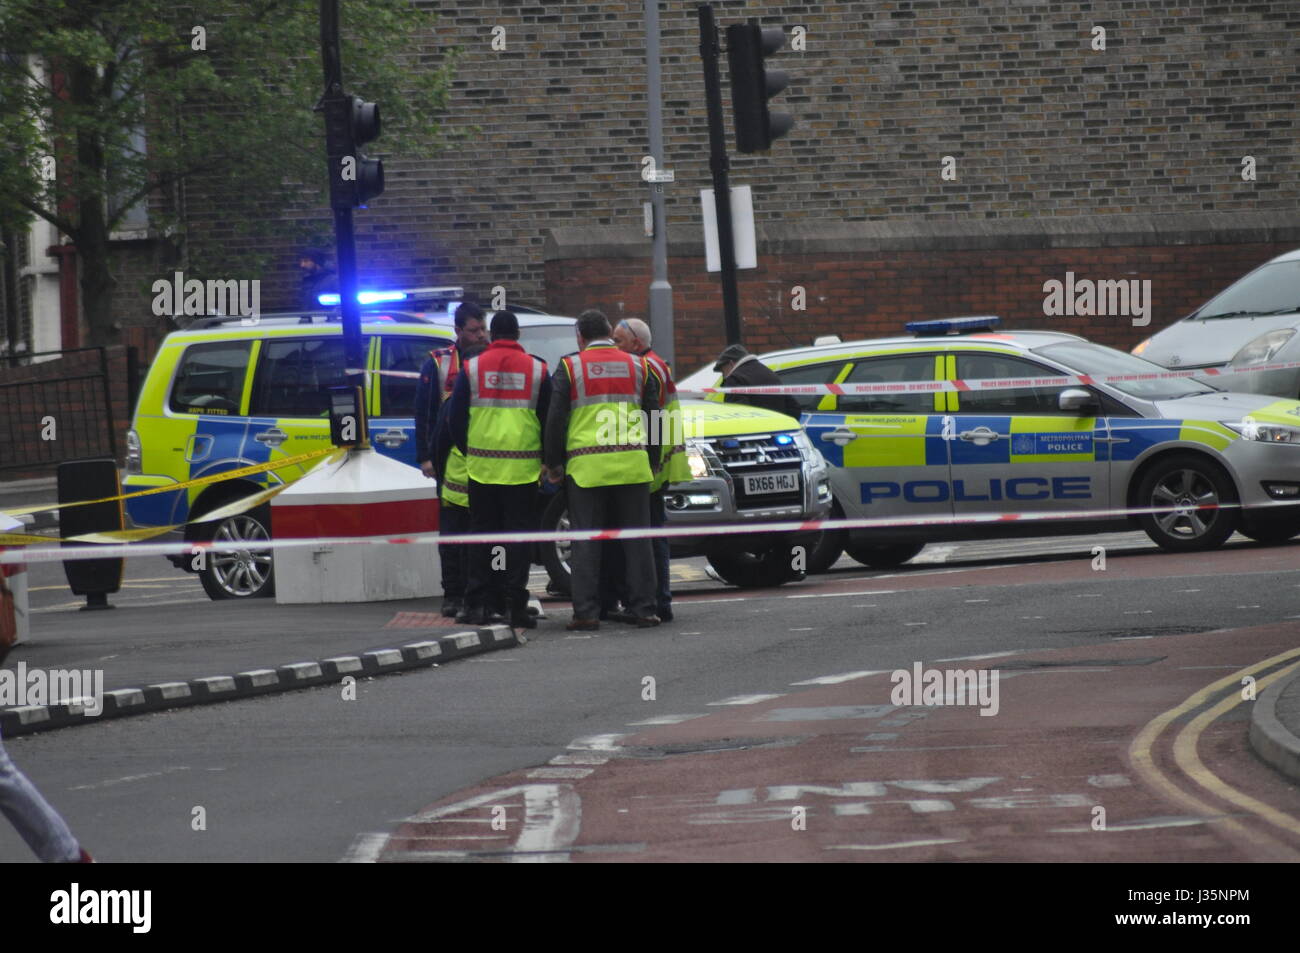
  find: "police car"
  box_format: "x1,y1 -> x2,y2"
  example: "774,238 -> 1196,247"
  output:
677,316 -> 1300,572
124,311 -> 456,598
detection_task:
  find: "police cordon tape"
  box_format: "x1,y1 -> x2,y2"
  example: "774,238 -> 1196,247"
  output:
0,446 -> 343,521
350,358 -> 1300,397
1,498 -> 1284,566
675,358 -> 1300,398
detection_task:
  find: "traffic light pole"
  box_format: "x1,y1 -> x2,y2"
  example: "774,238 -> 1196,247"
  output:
319,0 -> 364,379
697,3 -> 742,347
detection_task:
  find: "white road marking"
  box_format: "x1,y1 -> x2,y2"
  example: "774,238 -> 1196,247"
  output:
964,599 -> 990,603
511,785 -> 582,864
1087,774 -> 1132,788
71,767 -> 191,791
339,833 -> 388,863
904,621 -> 928,626
549,753 -> 610,765
1075,593 -> 1103,598
789,590 -> 898,599
851,744 -> 1008,753
790,627 -> 815,631
934,650 -> 1026,662
707,693 -> 784,706
826,838 -> 963,852
627,713 -> 707,726
790,670 -> 886,686
852,604 -> 878,608
568,733 -> 629,751
526,767 -> 594,780
1049,817 -> 1209,833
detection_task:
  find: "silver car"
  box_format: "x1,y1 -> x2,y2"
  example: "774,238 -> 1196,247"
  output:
1135,248 -> 1300,399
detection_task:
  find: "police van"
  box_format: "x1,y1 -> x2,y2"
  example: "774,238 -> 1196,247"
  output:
677,316 -> 1300,572
125,297 -> 831,598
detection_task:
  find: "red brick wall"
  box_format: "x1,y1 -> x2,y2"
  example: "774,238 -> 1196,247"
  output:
547,242 -> 1292,374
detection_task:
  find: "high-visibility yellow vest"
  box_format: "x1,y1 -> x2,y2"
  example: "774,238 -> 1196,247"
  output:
642,348 -> 690,492
430,346 -> 470,506
564,343 -> 652,488
465,341 -> 546,486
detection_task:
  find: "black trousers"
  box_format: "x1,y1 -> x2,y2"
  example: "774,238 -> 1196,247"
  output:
599,489 -> 670,615
567,477 -> 654,620
438,500 -> 470,600
466,480 -> 535,613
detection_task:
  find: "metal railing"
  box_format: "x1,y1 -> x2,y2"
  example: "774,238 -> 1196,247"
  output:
0,347 -> 118,471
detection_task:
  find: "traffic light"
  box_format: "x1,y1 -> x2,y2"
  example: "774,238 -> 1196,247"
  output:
322,94 -> 384,209
725,22 -> 795,154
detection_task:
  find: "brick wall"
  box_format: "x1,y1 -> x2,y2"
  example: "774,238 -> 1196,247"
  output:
544,212 -> 1300,372
145,0 -> 1299,318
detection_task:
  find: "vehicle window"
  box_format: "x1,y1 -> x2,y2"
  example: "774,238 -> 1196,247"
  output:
775,361 -> 848,412
517,324 -> 574,371
838,354 -> 935,414
953,353 -> 1070,415
250,337 -> 348,417
379,336 -> 436,416
169,341 -> 250,415
1034,341 -> 1215,401
1193,260 -> 1300,319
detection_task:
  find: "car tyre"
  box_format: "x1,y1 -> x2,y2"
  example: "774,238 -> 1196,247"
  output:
706,545 -> 805,588
1135,453 -> 1238,552
844,541 -> 925,569
194,503 -> 276,600
541,492 -> 573,595
1238,507 -> 1300,545
804,500 -> 846,574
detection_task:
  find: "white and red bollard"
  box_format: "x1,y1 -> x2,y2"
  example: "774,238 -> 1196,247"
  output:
271,447 -> 441,604
0,513 -> 31,645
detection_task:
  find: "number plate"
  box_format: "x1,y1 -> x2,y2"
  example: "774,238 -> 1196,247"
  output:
743,471 -> 800,495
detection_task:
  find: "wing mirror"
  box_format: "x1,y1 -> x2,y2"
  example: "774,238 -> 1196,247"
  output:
1058,387 -> 1099,414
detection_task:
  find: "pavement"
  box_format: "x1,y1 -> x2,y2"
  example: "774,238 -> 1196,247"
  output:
0,593 -> 521,736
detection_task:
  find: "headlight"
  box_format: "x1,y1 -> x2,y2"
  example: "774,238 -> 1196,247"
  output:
1230,328 -> 1295,368
686,448 -> 711,479
1223,418 -> 1300,444
125,429 -> 142,474
1130,337 -> 1151,357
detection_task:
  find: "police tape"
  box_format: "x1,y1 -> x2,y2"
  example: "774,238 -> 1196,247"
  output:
0,446 -> 342,520
0,498 -> 1282,566
676,358 -> 1300,399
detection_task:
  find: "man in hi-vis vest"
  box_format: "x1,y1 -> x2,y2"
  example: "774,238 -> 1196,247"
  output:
415,302 -> 487,619
544,310 -> 661,631
447,311 -> 551,628
613,317 -> 690,622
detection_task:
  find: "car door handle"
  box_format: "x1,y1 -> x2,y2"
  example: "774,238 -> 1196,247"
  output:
958,427 -> 1000,445
820,428 -> 860,446
374,428 -> 408,449
254,427 -> 288,448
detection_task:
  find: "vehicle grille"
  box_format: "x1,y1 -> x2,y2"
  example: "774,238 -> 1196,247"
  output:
702,433 -> 803,510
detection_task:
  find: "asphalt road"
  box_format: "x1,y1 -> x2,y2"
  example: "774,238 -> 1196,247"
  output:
3,532 -> 1298,862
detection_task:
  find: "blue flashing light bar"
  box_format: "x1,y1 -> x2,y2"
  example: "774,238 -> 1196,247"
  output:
316,290 -> 409,307
906,315 -> 1002,336
773,433 -> 794,445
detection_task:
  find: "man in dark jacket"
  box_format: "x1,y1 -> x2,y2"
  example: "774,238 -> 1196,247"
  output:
713,344 -> 801,420
297,249 -> 336,310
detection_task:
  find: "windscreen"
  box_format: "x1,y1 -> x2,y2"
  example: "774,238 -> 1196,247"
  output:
1035,341 -> 1216,400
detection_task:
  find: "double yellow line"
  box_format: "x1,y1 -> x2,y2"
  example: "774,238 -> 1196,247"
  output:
1129,647 -> 1300,854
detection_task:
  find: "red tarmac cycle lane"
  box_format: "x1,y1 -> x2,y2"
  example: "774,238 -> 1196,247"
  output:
371,620 -> 1300,862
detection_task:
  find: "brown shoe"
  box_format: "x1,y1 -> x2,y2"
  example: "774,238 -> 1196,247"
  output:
566,618 -> 600,632
634,615 -> 661,628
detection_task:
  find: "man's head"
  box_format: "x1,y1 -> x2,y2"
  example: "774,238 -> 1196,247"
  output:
489,310 -> 520,341
454,302 -> 487,349
298,248 -> 328,274
613,318 -> 652,355
576,309 -> 612,348
713,343 -> 749,377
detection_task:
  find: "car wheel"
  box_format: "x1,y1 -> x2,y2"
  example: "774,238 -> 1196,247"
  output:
804,500 -> 846,574
540,492 -> 573,595
1238,508 -> 1300,545
706,544 -> 805,588
844,541 -> 925,569
195,504 -> 276,600
1135,454 -> 1238,552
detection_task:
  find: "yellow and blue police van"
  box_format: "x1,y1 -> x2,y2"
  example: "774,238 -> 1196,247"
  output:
677,316 -> 1300,572
124,311 -> 456,599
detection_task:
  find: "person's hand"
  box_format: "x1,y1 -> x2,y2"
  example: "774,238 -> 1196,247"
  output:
544,465 -> 564,485
420,460 -> 434,478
